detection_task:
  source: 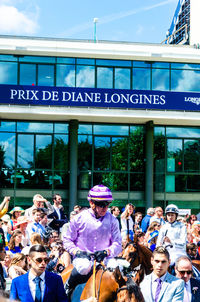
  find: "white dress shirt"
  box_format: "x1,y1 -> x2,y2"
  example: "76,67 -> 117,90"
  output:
28,271 -> 45,301
184,281 -> 192,302
53,205 -> 61,220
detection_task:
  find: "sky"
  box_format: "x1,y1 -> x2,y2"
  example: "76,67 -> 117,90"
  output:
0,0 -> 178,43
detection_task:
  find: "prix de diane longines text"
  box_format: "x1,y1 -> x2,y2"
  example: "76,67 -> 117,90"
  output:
10,89 -> 166,105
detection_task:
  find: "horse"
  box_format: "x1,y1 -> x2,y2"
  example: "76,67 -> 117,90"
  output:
61,265 -> 144,302
120,236 -> 153,284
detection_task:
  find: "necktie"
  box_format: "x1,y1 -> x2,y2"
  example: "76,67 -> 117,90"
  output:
155,278 -> 162,302
34,276 -> 42,302
184,283 -> 190,302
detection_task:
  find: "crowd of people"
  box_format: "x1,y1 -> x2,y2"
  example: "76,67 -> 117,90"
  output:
0,186 -> 199,301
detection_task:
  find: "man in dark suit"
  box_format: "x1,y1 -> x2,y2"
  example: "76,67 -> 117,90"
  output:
10,244 -> 68,302
175,255 -> 200,302
48,194 -> 68,232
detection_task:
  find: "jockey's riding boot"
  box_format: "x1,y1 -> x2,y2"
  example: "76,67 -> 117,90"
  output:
65,267 -> 91,300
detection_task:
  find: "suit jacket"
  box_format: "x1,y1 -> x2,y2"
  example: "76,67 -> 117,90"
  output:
10,271 -> 68,302
190,277 -> 200,302
48,207 -> 68,231
140,272 -> 184,302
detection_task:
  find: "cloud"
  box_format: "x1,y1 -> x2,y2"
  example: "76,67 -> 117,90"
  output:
0,3 -> 39,34
61,0 -> 176,37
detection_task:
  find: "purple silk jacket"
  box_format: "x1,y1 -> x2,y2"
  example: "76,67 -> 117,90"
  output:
63,208 -> 122,257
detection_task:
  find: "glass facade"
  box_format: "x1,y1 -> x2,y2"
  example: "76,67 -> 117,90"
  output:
0,121 -> 69,209
1,54 -> 200,92
154,126 -> 200,211
1,52 -> 200,213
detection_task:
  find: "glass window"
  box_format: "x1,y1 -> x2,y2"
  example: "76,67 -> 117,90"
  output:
132,61 -> 151,68
0,55 -> 17,61
56,64 -> 75,87
112,137 -> 128,171
115,68 -> 131,89
35,135 -> 52,169
171,69 -> 200,92
78,124 -> 92,135
53,172 -> 69,189
171,63 -> 200,70
168,175 -> 200,192
0,121 -> 16,132
17,134 -> 34,168
78,135 -> 92,170
0,62 -> 17,84
94,136 -> 110,170
166,127 -> 200,138
154,130 -> 165,173
152,69 -> 170,91
94,125 -> 129,136
76,66 -> 95,88
76,58 -> 95,65
19,56 -> 55,63
97,67 -> 113,88
78,171 -> 91,189
167,139 -> 183,172
54,135 -> 68,170
184,140 -> 200,171
93,172 -> 128,191
0,168 -> 14,188
57,57 -> 75,64
130,127 -> 144,172
151,62 -> 170,68
19,170 -> 52,189
96,59 -> 131,67
17,122 -> 53,133
132,68 -> 151,90
154,126 -> 165,136
38,65 -> 54,86
54,123 -> 68,133
19,64 -> 36,85
130,173 -> 144,191
0,133 -> 15,168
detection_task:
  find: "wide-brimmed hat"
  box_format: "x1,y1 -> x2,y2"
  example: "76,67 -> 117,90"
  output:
15,216 -> 30,226
1,214 -> 10,223
9,206 -> 24,215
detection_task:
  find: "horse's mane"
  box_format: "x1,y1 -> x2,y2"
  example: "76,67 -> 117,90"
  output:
126,277 -> 144,301
138,244 -> 153,258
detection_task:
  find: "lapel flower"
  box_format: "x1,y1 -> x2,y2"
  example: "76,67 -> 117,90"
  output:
192,286 -> 198,294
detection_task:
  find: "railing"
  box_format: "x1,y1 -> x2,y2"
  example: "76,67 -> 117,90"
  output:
161,23 -> 188,45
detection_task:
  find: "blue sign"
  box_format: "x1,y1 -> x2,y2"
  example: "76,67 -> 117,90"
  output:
1,84 -> 200,111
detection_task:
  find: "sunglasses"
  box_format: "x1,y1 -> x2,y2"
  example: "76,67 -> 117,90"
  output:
177,270 -> 192,275
94,202 -> 110,208
33,257 -> 49,264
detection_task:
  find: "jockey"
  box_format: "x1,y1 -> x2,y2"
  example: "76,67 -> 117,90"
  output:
63,184 -> 122,298
156,204 -> 187,266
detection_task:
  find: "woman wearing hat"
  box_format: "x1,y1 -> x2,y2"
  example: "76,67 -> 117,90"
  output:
63,184 -> 121,298
7,207 -> 24,242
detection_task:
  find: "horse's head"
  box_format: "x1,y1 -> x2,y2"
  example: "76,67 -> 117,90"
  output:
121,242 -> 139,267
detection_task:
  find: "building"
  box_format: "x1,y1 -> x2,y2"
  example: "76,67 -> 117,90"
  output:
1,35 -> 200,214
165,0 -> 200,46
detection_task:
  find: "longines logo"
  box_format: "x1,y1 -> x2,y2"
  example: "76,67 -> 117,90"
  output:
185,97 -> 200,105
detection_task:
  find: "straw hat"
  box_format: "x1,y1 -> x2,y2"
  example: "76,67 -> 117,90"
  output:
9,206 -> 24,215
15,216 -> 30,226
